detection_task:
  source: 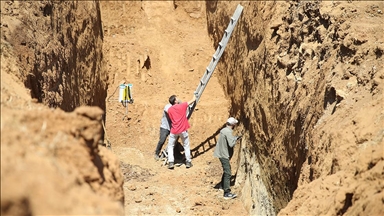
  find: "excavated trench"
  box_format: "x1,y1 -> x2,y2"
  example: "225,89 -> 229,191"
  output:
2,1 -> 383,215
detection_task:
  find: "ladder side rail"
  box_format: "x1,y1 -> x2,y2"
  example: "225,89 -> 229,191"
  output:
212,17 -> 241,59
195,67 -> 211,92
204,4 -> 243,77
194,76 -> 207,98
202,13 -> 241,82
187,4 -> 243,119
194,27 -> 235,103
195,24 -> 237,101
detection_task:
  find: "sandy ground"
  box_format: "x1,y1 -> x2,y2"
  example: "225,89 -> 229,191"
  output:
101,1 -> 248,215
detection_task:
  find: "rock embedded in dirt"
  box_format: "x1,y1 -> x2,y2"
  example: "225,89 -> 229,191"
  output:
128,184 -> 137,191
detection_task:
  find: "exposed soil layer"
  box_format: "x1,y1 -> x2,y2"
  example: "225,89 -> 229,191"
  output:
1,1 -> 383,216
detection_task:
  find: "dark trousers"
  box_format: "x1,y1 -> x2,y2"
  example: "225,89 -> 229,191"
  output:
155,127 -> 170,155
219,158 -> 231,193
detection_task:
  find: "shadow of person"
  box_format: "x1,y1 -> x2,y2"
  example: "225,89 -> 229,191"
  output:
213,174 -> 237,189
173,140 -> 186,164
230,174 -> 236,186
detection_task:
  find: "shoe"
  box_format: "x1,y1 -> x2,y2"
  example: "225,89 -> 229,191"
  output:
168,162 -> 174,169
186,161 -> 193,168
218,187 -> 224,192
154,154 -> 160,161
224,192 -> 237,200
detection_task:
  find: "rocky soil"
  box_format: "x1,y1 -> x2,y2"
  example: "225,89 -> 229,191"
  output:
1,1 -> 383,216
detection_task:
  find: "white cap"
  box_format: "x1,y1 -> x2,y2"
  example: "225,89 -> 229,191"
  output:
227,117 -> 238,125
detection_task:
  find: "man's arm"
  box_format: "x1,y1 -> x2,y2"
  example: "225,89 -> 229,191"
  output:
221,128 -> 237,147
187,94 -> 196,105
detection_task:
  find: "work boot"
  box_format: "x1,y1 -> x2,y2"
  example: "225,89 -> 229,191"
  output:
186,161 -> 193,168
168,162 -> 174,169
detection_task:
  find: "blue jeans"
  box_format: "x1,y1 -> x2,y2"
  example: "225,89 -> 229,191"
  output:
155,127 -> 170,155
219,158 -> 231,193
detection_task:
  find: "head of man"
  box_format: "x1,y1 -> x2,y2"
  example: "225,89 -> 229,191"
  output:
226,117 -> 238,127
169,95 -> 178,105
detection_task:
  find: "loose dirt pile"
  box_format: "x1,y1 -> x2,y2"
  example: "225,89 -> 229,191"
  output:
1,1 -> 123,215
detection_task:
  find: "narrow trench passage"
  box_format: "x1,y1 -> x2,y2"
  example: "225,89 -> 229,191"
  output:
100,2 -> 248,215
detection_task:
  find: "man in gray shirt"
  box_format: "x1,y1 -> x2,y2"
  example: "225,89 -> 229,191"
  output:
154,103 -> 172,160
213,117 -> 242,199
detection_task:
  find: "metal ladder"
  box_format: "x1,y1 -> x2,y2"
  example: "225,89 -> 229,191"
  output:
161,4 -> 243,165
187,4 -> 243,119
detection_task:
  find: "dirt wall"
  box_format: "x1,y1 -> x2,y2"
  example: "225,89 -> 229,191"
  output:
1,0 -> 107,111
206,1 -> 383,215
1,105 -> 125,215
1,1 -> 124,215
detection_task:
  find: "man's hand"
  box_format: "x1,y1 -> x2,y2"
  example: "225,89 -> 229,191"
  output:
236,135 -> 243,140
188,94 -> 197,105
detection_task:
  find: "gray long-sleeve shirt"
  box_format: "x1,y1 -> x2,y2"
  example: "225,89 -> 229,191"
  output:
213,126 -> 238,159
160,104 -> 172,130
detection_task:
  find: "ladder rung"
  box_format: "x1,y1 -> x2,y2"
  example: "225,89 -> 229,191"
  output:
200,79 -> 205,85
218,42 -> 223,48
231,17 -> 235,24
213,55 -> 218,60
225,29 -> 229,35
206,67 -> 211,74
